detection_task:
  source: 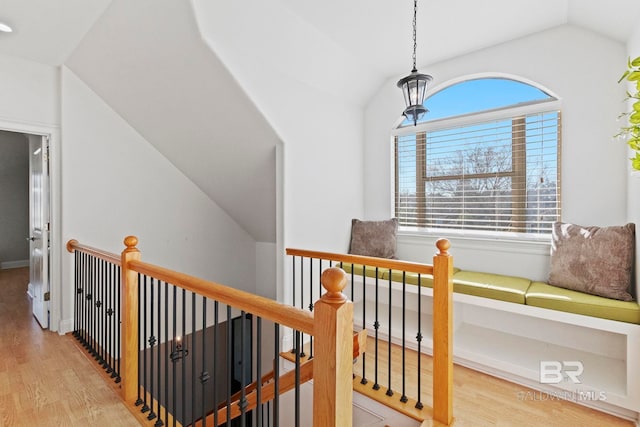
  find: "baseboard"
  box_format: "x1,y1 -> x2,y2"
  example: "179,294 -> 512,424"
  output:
1,259 -> 29,269
58,318 -> 74,335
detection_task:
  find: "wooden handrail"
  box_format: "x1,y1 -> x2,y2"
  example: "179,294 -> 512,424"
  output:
66,239 -> 121,265
286,248 -> 435,275
126,258 -> 314,336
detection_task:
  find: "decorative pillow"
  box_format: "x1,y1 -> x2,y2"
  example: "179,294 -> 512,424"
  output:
548,222 -> 635,301
349,218 -> 398,259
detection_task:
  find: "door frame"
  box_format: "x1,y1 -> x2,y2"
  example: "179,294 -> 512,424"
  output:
0,117 -> 61,333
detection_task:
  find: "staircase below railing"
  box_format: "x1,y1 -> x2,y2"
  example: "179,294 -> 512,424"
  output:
67,236 -> 356,427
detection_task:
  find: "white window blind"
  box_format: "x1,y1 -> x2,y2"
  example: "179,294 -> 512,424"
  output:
395,111 -> 561,235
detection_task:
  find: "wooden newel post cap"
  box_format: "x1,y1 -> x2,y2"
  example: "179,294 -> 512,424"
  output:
66,239 -> 78,253
321,267 -> 348,304
124,236 -> 139,250
436,238 -> 451,255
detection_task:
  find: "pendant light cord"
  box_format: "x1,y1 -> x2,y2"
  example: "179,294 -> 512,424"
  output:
412,0 -> 418,72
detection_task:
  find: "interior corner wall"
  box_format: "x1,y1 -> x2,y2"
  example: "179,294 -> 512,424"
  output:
0,131 -> 29,266
627,27 -> 640,299
364,24 -> 628,281
60,67 -> 258,328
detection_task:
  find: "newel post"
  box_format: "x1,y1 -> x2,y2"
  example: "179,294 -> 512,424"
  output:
313,267 -> 353,427
433,238 -> 454,425
121,235 -> 141,403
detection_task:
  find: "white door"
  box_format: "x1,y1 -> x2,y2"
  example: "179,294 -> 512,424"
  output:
28,135 -> 49,328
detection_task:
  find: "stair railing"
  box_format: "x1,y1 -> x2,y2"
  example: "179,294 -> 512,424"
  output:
67,236 -> 355,427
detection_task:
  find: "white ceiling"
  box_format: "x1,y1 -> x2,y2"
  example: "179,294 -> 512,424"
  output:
0,0 -> 638,72
0,0 -> 111,65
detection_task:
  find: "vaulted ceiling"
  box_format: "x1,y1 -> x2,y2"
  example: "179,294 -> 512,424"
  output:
0,0 -> 638,242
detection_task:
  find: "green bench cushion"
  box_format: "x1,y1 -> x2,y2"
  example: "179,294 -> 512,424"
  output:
385,268 -> 461,288
526,282 -> 640,324
451,271 -> 532,304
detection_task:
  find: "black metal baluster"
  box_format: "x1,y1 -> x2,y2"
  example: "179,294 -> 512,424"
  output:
101,259 -> 107,367
93,256 -> 98,357
162,281 -> 169,427
142,275 -> 150,413
88,255 -> 95,355
213,301 -> 219,427
294,330 -> 301,427
106,264 -> 113,376
416,273 -> 423,409
273,324 -> 279,426
191,293 -> 196,425
180,288 -> 186,427
401,271 -> 408,403
200,297 -> 207,427
148,278 -> 157,421
82,252 -> 87,347
98,259 -> 104,366
240,311 -> 248,426
299,260 -> 305,358
256,317 -> 262,427
171,284 -> 176,427
308,259 -> 313,360
94,258 -> 100,361
386,271 -> 393,397
116,264 -> 121,383
291,256 -> 296,355
361,265 -> 367,384
73,251 -> 79,338
373,268 -> 380,390
226,306 -> 232,426
156,281 -> 164,427
108,261 -> 113,372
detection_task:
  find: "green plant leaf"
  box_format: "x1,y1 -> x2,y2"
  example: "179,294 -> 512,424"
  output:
628,71 -> 640,81
619,70 -> 630,83
632,56 -> 640,67
628,139 -> 640,151
634,102 -> 640,112
632,154 -> 640,171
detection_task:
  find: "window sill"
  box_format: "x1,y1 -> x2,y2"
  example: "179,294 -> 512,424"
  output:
397,229 -> 551,256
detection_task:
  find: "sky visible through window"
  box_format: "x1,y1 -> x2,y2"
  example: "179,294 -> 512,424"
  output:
401,78 -> 552,125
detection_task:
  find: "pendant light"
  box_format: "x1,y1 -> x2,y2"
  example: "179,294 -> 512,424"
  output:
397,0 -> 432,125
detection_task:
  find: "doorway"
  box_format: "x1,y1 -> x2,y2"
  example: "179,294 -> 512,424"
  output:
0,129 -> 51,329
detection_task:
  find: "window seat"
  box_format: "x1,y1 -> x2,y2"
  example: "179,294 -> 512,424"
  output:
341,264 -> 640,324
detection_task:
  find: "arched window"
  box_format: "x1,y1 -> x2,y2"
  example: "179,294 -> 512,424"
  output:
393,77 -> 561,237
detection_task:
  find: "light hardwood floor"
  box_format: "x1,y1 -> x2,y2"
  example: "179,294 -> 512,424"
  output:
0,267 -> 139,426
354,336 -> 635,426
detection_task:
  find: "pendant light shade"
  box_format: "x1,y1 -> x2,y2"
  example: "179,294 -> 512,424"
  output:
397,69 -> 432,124
398,0 -> 432,125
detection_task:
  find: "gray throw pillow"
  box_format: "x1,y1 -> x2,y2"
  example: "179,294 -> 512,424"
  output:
349,218 -> 398,259
548,222 -> 635,301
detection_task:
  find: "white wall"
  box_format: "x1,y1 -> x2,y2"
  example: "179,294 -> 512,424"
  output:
365,25 -> 627,281
0,131 -> 29,267
627,26 -> 640,300
0,54 -> 59,126
193,0 -> 364,252
60,68 -> 258,331
193,1 -> 365,307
